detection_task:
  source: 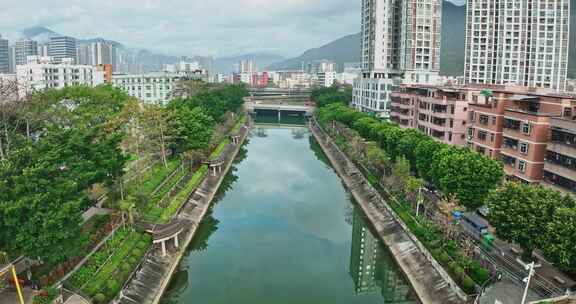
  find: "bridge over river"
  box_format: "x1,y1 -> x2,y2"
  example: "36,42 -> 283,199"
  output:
245,92 -> 315,123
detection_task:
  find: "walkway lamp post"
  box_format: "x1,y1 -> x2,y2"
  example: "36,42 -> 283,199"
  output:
416,186 -> 423,217
521,262 -> 536,304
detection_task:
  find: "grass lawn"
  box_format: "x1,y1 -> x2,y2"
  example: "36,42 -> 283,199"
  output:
210,139 -> 230,161
230,114 -> 246,135
126,158 -> 180,196
159,165 -> 208,223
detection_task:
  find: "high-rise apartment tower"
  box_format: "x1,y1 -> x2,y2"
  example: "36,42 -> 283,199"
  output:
352,0 -> 442,117
49,36 -> 77,63
464,0 -> 571,91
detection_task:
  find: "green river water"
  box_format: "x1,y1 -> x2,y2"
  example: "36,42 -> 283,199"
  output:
161,121 -> 418,304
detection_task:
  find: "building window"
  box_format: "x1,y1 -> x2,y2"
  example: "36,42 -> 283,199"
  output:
478,131 -> 488,141
501,154 -> 517,167
522,123 -> 531,135
518,160 -> 526,173
519,143 -> 529,154
479,114 -> 490,125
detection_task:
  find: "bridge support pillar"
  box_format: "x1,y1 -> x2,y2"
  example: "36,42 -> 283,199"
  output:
277,110 -> 281,122
161,240 -> 167,257
174,235 -> 179,248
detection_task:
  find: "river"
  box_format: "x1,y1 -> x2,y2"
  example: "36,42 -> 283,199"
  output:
160,122 -> 417,304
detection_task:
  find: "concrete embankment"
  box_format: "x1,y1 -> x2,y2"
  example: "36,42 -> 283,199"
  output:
309,119 -> 466,304
115,120 -> 250,304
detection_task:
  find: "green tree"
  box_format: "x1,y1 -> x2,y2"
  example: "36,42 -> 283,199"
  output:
365,143 -> 390,176
388,156 -> 411,193
140,104 -> 173,168
0,86 -> 129,264
487,183 -> 571,261
311,85 -> 352,108
543,207 -> 576,271
169,106 -> 214,153
431,146 -> 503,210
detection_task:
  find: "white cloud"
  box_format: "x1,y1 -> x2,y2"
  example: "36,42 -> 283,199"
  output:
0,0 -> 463,57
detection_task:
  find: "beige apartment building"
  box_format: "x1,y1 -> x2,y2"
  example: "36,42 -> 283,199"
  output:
467,86 -> 575,191
391,84 -> 576,195
390,85 -> 472,146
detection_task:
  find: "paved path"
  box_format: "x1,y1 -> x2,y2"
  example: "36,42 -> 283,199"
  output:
115,121 -> 250,304
0,287 -> 34,304
63,294 -> 91,304
310,120 -> 466,304
480,279 -> 539,304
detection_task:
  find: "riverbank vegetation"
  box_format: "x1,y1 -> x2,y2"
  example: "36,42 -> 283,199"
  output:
313,88 -> 576,275
0,81 -> 248,300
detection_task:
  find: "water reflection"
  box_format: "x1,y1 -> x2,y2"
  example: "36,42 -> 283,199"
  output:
161,127 -> 418,304
350,207 -> 418,303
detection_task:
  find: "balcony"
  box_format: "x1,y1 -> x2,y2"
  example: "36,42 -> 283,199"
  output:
549,118 -> 576,154
506,107 -> 557,119
430,130 -> 446,140
544,162 -> 576,184
423,96 -> 453,106
543,170 -> 576,196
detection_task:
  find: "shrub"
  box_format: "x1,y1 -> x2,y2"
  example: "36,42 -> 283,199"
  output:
121,263 -> 132,272
468,264 -> 490,284
119,270 -> 131,281
128,257 -> 138,266
137,240 -> 148,250
107,279 -> 120,291
143,234 -> 152,243
448,261 -> 459,274
106,279 -> 121,298
438,252 -> 451,265
132,248 -> 143,258
93,293 -> 106,304
453,265 -> 465,279
461,275 -> 477,294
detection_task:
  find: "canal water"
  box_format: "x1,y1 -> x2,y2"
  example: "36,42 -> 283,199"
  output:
161,123 -> 417,304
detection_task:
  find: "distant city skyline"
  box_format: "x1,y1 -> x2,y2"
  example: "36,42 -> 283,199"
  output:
0,0 -> 465,58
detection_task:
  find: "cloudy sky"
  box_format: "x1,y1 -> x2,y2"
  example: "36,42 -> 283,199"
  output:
0,0 -> 465,58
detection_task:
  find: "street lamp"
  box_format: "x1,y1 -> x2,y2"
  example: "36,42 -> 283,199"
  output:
521,262 -> 537,304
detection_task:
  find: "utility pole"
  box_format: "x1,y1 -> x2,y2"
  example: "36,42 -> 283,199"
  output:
521,262 -> 536,304
416,186 -> 423,217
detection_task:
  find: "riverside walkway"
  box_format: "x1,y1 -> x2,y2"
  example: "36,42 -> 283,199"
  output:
310,118 -> 467,304
114,119 -> 250,304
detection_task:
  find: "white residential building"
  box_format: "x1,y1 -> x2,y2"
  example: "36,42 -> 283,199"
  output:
313,71 -> 337,87
464,0 -> 571,92
306,60 -> 336,74
111,72 -> 186,104
238,60 -> 256,73
0,35 -> 8,74
37,44 -> 49,57
16,56 -> 104,97
352,0 -> 442,117
336,72 -> 359,86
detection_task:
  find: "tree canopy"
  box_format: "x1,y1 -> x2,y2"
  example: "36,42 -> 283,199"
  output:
311,85 -> 352,108
317,103 -> 503,210
0,86 -> 129,264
